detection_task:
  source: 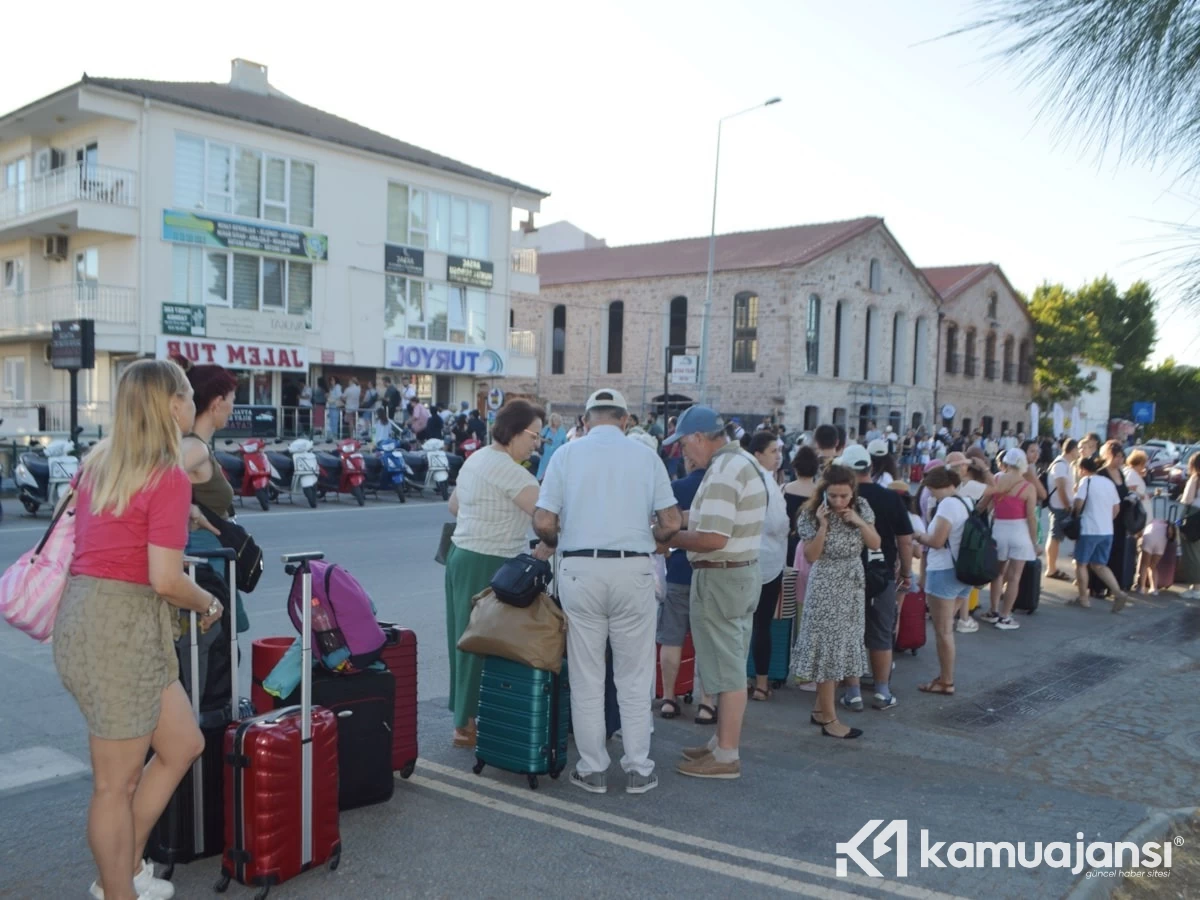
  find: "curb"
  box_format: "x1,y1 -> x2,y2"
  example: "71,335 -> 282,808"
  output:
1067,807 -> 1197,900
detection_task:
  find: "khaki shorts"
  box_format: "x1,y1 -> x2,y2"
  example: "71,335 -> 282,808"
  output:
53,575 -> 179,740
689,564 -> 760,695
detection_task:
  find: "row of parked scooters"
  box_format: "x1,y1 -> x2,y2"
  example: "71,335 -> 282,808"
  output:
11,427 -> 466,517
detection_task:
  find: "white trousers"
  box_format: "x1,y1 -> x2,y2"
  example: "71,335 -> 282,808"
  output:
558,555 -> 657,778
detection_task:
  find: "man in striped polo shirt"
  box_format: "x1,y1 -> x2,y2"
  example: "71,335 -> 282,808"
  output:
665,406 -> 767,779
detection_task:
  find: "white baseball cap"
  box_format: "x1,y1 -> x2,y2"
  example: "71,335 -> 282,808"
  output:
585,388 -> 628,412
867,438 -> 891,457
837,444 -> 872,471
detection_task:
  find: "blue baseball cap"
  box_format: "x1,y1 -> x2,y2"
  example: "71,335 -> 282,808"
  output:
663,405 -> 724,446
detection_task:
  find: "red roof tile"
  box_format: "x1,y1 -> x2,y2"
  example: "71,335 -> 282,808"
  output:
538,217 -> 882,285
920,264 -> 996,301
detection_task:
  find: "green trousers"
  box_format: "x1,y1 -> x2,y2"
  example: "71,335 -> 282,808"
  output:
445,543 -> 507,728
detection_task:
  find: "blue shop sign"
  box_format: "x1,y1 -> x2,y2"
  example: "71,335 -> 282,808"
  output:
384,338 -> 506,376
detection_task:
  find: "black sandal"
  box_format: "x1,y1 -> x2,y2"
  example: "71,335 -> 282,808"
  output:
810,713 -> 834,727
750,687 -> 770,702
660,699 -> 681,719
694,703 -> 718,725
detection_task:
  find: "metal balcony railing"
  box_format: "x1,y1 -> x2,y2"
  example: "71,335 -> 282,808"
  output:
0,163 -> 137,222
508,329 -> 537,356
0,400 -> 113,436
0,284 -> 138,336
511,248 -> 538,275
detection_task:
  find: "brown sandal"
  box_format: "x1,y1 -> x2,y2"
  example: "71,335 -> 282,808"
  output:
918,678 -> 955,696
750,687 -> 770,702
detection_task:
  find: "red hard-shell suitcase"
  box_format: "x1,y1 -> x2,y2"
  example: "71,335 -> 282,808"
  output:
377,623 -> 418,779
1157,538 -> 1178,588
217,552 -> 340,900
894,590 -> 927,655
655,632 -> 695,702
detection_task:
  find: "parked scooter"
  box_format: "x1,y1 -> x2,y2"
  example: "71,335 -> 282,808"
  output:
15,436 -> 79,515
214,437 -> 276,511
402,438 -> 452,501
368,438 -> 408,502
267,437 -> 320,508
315,438 -> 367,506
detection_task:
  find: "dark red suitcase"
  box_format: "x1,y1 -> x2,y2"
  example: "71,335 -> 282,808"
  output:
377,623 -> 418,778
894,590 -> 927,655
217,552 -> 340,900
655,632 -> 695,703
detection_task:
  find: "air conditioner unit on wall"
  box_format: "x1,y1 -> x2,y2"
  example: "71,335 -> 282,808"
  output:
43,235 -> 68,261
33,148 -> 67,177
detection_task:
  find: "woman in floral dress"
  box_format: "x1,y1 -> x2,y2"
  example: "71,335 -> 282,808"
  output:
791,464 -> 881,739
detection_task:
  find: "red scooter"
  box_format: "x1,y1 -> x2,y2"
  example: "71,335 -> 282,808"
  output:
315,438 -> 368,506
215,438 -> 276,511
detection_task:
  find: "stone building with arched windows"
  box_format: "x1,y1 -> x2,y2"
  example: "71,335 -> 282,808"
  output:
922,264 -> 1035,439
507,217 -> 948,437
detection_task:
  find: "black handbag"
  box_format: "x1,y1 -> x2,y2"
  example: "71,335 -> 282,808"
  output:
1122,497 -> 1148,534
435,522 -> 456,565
489,553 -> 553,608
196,504 -> 264,594
1180,510 -> 1200,543
862,548 -> 891,599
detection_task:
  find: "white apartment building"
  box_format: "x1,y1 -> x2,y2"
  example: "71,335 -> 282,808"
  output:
0,59 -> 545,434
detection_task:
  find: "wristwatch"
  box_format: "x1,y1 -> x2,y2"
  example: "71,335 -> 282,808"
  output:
204,597 -> 221,619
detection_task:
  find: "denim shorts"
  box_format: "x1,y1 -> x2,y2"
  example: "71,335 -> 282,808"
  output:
925,567 -> 973,601
1075,534 -> 1113,565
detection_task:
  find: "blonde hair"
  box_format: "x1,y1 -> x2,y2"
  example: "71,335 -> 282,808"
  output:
1126,449 -> 1148,469
81,359 -> 190,516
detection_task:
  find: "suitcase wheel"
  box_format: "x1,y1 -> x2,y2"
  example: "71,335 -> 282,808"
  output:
771,680 -> 785,690
910,649 -> 918,656
400,760 -> 416,779
683,692 -> 694,704
214,873 -> 231,893
330,847 -> 341,871
527,774 -> 539,790
550,767 -> 562,780
162,864 -> 174,882
255,887 -> 270,900
472,758 -> 486,775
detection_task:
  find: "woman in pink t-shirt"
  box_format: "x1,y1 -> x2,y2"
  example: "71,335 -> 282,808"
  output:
53,359 -> 224,900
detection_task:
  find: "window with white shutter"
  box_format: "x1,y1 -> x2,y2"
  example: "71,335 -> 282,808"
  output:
4,356 -> 26,402
262,258 -> 284,309
263,157 -> 288,222
289,162 -> 314,226
288,262 -> 312,325
174,135 -> 205,209
386,184 -> 408,244
233,255 -> 259,310
206,144 -> 232,213
234,148 -> 261,218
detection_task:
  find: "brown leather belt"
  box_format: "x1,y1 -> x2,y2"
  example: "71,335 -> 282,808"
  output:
692,560 -> 757,569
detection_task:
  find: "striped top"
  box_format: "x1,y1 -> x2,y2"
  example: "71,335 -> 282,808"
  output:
688,442 -> 768,563
451,445 -> 539,558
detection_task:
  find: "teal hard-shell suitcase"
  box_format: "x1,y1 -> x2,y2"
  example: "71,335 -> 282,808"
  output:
746,616 -> 793,687
472,656 -> 569,789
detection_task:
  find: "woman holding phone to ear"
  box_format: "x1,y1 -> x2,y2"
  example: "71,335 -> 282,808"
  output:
790,464 -> 881,739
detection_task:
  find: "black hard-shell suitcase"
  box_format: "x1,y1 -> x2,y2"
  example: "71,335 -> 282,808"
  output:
1089,534 -> 1137,595
148,549 -> 252,878
1013,558 -> 1042,614
279,665 -> 396,810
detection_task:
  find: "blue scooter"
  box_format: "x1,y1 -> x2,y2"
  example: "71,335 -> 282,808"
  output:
368,438 -> 408,502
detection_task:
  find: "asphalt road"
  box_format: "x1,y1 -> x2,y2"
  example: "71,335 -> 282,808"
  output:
0,492 -> 1197,900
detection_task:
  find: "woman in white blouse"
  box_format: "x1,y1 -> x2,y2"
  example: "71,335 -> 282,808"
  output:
748,431 -> 790,701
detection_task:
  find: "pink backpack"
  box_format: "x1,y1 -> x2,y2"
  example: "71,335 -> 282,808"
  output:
287,560 -> 386,672
0,500 -> 76,642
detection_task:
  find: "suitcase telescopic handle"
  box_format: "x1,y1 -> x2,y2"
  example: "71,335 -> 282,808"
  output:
182,559 -> 206,853
189,548 -> 240,717
282,548 -> 318,867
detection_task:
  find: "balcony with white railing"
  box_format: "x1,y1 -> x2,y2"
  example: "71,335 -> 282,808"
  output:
507,329 -> 538,379
510,248 -> 540,294
0,284 -> 139,338
0,163 -> 138,239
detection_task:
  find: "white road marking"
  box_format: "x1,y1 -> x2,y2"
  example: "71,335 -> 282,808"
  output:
0,746 -> 89,792
408,773 -> 857,898
416,759 -> 967,900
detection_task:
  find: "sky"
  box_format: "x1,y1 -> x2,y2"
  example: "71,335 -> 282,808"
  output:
2,0 -> 1196,364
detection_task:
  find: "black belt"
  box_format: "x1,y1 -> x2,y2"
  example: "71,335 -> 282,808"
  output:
561,549 -> 650,559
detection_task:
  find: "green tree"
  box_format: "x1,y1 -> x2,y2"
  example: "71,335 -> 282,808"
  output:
1027,282 -> 1095,404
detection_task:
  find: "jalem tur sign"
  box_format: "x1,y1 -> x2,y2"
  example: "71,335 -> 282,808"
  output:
385,338 -> 506,376
157,336 -> 309,372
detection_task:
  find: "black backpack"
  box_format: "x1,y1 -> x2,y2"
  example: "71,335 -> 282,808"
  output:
949,496 -> 1000,586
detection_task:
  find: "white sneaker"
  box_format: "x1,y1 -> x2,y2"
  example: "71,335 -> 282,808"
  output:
90,861 -> 175,900
955,617 -> 979,633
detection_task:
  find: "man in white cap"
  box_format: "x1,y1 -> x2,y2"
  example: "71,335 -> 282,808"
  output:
664,405 -> 768,780
534,389 -> 681,796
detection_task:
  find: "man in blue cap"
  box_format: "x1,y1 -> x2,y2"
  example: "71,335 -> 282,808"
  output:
664,405 -> 768,779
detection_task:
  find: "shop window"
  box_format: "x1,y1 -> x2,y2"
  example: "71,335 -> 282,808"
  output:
174,133 -> 316,227
607,301 -> 624,374
386,181 -> 490,256
805,295 -> 820,375
732,291 -> 758,372
803,405 -> 819,430
552,305 -> 566,375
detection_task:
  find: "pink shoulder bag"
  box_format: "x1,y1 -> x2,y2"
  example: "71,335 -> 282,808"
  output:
0,492 -> 76,642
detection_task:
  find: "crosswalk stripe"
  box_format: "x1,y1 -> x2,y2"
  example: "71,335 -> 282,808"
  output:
414,759 -> 968,900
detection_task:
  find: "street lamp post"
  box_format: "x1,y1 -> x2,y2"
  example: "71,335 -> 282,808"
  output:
697,97 -> 782,406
